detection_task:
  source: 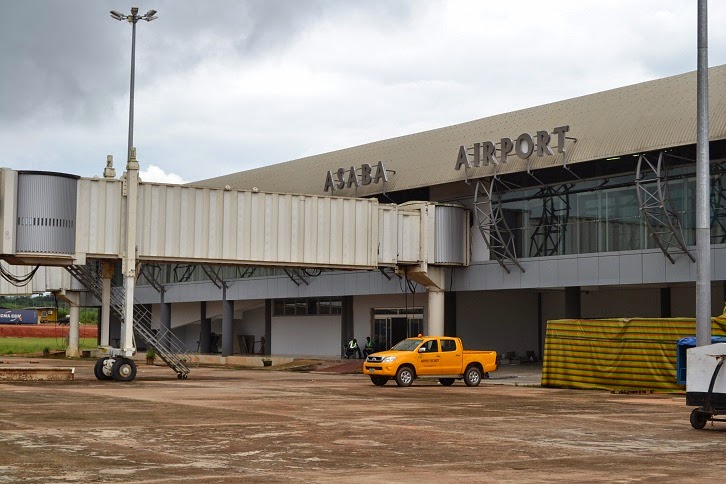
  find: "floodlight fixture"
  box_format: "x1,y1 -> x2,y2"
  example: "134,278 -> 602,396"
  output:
109,7 -> 158,164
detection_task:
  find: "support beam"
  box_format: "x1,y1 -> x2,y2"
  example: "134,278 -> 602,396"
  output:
660,287 -> 672,318
160,288 -> 171,350
199,301 -> 211,354
66,302 -> 80,358
122,149 -> 140,356
565,286 -> 581,319
264,299 -> 272,355
427,288 -> 445,336
444,291 -> 456,336
100,261 -> 115,347
341,296 -> 353,357
538,292 -> 544,360
222,286 -> 233,357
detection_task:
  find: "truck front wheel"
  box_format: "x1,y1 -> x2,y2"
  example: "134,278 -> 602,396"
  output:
395,366 -> 414,387
464,366 -> 481,387
370,375 -> 388,386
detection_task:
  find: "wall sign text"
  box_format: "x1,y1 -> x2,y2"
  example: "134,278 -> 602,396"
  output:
324,161 -> 389,192
455,125 -> 570,170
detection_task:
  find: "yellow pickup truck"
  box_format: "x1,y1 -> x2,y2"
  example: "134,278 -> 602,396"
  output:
363,335 -> 497,387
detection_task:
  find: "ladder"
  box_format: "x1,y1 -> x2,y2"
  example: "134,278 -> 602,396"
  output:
66,263 -> 192,379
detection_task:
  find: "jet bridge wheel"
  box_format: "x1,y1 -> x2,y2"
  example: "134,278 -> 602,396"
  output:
93,357 -> 113,381
111,358 -> 137,382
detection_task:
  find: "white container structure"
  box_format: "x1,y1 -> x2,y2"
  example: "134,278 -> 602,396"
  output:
686,343 -> 726,429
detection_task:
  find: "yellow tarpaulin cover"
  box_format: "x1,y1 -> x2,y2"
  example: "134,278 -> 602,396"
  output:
541,313 -> 726,392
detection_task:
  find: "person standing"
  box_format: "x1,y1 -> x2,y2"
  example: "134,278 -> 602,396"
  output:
363,336 -> 375,358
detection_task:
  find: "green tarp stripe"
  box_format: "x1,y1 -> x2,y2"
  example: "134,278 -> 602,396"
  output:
541,377 -> 681,391
541,369 -> 678,385
545,327 -> 726,339
544,349 -> 676,362
542,363 -> 675,378
545,346 -> 677,359
547,352 -> 676,365
541,377 -> 679,388
545,338 -> 725,348
545,330 -> 716,341
543,360 -> 675,373
549,321 -> 726,330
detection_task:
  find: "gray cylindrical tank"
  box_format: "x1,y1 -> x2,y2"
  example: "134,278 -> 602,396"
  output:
16,171 -> 79,255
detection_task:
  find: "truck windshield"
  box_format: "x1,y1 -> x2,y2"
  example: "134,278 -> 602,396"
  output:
391,339 -> 423,351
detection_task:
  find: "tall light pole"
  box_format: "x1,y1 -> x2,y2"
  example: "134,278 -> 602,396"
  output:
109,7 -> 157,357
110,7 -> 158,162
695,0 -> 711,347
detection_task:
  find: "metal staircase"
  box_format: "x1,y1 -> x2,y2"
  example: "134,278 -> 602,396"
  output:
66,263 -> 192,379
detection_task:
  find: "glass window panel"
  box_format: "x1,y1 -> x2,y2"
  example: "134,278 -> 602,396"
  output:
604,188 -> 642,251
284,301 -> 296,316
575,192 -> 600,255
273,300 -> 284,316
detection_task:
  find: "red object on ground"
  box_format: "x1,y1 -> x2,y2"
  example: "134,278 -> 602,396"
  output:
0,324 -> 98,338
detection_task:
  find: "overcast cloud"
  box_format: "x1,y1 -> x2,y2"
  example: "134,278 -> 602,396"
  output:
1,0 -> 725,183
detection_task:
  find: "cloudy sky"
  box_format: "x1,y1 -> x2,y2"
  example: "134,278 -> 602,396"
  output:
2,1 -> 725,184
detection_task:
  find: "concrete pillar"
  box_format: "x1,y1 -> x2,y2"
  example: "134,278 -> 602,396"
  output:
264,299 -> 272,355
221,286 -> 233,357
160,288 -> 171,350
100,261 -> 115,347
660,287 -> 672,318
444,291 -> 456,336
199,301 -> 211,354
565,286 -> 581,319
66,301 -> 81,358
341,296 -> 354,356
427,288 -> 445,336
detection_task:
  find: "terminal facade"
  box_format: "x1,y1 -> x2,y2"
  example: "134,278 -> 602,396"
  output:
5,66 -> 726,362
124,66 -> 726,360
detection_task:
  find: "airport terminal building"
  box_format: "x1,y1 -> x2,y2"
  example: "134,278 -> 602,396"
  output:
112,65 -> 723,360
8,66 -> 725,363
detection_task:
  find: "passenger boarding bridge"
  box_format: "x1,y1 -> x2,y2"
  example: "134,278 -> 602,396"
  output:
0,154 -> 469,381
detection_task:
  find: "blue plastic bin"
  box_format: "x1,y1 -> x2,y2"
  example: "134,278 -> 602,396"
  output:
676,336 -> 726,384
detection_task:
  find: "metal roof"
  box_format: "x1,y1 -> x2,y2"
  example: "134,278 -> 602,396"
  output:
193,65 -> 726,197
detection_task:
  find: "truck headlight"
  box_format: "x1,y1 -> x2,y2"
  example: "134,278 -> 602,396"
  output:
382,356 -> 397,363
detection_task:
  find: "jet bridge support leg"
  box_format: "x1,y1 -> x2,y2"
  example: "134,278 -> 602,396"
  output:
100,261 -> 114,347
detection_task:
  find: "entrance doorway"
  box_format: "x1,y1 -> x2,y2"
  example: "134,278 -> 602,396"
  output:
372,307 -> 423,352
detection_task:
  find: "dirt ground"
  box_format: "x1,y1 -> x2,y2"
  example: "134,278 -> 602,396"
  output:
0,358 -> 723,483
0,323 -> 97,338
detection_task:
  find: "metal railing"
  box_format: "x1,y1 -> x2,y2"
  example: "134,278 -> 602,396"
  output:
66,263 -> 192,378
